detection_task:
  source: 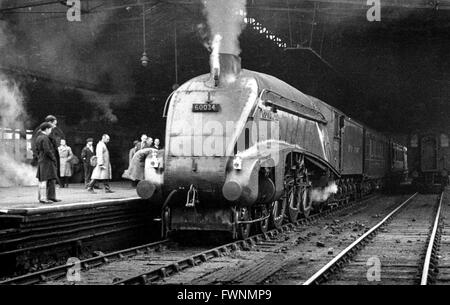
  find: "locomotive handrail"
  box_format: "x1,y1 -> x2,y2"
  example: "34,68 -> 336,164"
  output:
162,91 -> 176,118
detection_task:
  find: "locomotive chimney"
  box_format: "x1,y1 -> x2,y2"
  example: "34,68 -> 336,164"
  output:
211,53 -> 241,86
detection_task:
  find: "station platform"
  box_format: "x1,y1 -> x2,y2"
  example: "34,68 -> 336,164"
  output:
0,182 -> 159,276
0,182 -> 140,214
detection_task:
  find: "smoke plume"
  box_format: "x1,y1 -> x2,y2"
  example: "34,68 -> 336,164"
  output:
0,2 -> 132,122
77,90 -> 130,123
210,34 -> 223,75
202,0 -> 247,55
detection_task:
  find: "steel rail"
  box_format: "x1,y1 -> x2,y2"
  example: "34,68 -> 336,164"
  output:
301,192 -> 418,285
0,239 -> 170,285
115,194 -> 379,285
421,192 -> 444,285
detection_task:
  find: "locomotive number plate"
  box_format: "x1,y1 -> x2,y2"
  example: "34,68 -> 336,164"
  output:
192,103 -> 221,112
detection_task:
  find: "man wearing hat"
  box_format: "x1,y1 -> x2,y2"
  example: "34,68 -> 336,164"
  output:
81,138 -> 95,188
31,115 -> 65,187
35,122 -> 61,204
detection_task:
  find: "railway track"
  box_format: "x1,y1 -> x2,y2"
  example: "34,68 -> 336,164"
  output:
301,192 -> 444,285
434,189 -> 450,285
0,193 -> 378,285
0,198 -> 159,277
0,240 -> 170,285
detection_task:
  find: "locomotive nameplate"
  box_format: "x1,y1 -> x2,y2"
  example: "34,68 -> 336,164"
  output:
192,104 -> 221,112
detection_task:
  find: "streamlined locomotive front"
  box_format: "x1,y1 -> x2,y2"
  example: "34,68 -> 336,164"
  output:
162,55 -> 262,235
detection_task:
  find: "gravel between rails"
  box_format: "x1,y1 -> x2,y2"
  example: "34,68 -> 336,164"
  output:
155,195 -> 411,285
321,193 -> 440,285
37,194 -> 412,285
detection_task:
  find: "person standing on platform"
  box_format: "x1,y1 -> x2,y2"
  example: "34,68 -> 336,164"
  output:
35,123 -> 61,204
87,134 -> 114,193
31,115 -> 65,188
58,139 -> 74,188
81,138 -> 96,188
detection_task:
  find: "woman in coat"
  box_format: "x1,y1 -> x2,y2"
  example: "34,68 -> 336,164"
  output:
58,139 -> 73,188
87,134 -> 113,193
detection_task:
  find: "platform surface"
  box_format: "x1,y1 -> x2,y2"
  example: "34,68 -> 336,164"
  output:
0,182 -> 140,214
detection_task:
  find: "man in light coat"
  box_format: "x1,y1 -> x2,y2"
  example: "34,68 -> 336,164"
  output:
58,139 -> 74,188
87,134 -> 114,193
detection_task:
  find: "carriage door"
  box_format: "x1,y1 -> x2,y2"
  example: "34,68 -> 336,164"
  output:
333,112 -> 344,171
421,135 -> 437,171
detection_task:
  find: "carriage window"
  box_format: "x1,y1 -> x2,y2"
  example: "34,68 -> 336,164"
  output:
440,134 -> 449,147
410,134 -> 418,148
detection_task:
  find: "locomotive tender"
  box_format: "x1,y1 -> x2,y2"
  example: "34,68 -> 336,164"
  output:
138,54 -> 407,239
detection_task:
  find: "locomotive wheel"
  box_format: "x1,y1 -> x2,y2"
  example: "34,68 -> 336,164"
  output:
270,199 -> 286,229
299,186 -> 312,218
256,206 -> 269,234
286,185 -> 299,223
237,207 -> 251,240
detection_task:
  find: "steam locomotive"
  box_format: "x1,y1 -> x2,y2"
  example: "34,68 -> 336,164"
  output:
137,54 -> 407,239
408,130 -> 449,192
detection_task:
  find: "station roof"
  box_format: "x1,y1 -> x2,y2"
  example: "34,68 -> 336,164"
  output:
1,0 -> 449,132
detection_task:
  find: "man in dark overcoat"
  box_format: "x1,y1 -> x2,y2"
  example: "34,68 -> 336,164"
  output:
35,123 -> 61,204
81,138 -> 96,188
31,115 -> 65,187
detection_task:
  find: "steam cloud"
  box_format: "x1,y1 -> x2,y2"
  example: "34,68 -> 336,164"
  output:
0,74 -> 37,187
0,75 -> 25,128
310,182 -> 338,203
0,153 -> 37,187
1,6 -> 37,187
202,0 -> 247,56
145,167 -> 164,186
144,152 -> 164,186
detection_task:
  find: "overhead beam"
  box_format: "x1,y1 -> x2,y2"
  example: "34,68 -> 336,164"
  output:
163,0 -> 450,11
